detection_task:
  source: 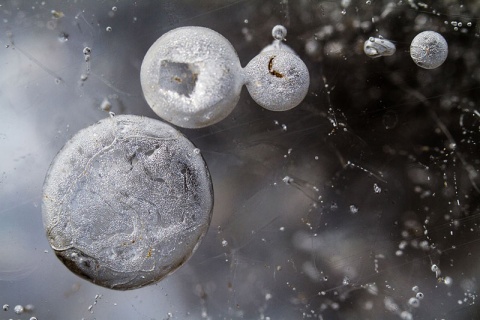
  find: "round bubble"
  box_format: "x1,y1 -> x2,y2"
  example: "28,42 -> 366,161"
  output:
140,26 -> 244,128
272,25 -> 287,41
42,115 -> 214,290
244,50 -> 310,111
410,31 -> 448,69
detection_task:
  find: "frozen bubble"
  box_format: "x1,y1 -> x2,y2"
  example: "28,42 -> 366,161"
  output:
244,50 -> 309,111
14,305 -> 24,314
408,297 -> 420,307
272,25 -> 287,41
349,204 -> 359,214
416,292 -> 424,299
42,115 -> 214,290
410,31 -> 448,69
140,26 -> 243,128
363,37 -> 396,58
106,26 -> 112,32
431,264 -> 439,272
2,304 -> 8,311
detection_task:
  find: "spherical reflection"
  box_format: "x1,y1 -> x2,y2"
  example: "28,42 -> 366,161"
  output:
244,50 -> 309,111
410,31 -> 448,69
42,115 -> 213,290
140,26 -> 244,128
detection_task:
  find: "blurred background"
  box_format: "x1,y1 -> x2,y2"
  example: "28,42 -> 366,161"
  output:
1,0 -> 479,319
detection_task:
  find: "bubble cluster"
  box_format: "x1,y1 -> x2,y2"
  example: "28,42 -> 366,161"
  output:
363,37 -> 396,58
140,27 -> 244,128
42,115 -> 213,290
141,25 -> 310,127
410,31 -> 448,69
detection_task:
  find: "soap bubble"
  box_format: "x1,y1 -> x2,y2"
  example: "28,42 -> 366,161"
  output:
42,115 -> 213,290
410,31 -> 448,69
363,37 -> 396,58
140,26 -> 244,128
244,49 -> 310,111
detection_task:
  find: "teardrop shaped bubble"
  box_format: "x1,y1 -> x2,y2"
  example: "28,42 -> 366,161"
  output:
42,115 -> 213,290
244,49 -> 310,111
410,31 -> 448,69
140,26 -> 244,128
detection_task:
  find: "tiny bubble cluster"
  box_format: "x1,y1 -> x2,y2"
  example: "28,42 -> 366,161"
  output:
410,31 -> 448,69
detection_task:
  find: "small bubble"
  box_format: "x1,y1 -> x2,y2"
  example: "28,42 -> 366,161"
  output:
221,239 -> 228,247
431,264 -> 439,272
373,183 -> 382,193
193,148 -> 201,155
30,317 -> 38,320
112,6 -> 117,11
272,25 -> 287,41
416,292 -> 424,299
106,26 -> 112,32
349,204 -> 359,214
58,32 -> 69,42
341,9 -> 346,15
2,304 -> 8,311
342,276 -> 351,285
408,297 -> 420,307
412,285 -> 419,292
467,22 -> 472,27
14,305 -> 24,314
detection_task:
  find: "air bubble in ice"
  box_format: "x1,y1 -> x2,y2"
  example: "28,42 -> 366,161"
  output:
140,26 -> 243,128
14,305 -> 24,314
349,204 -> 359,214
272,25 -> 287,41
410,31 -> 448,69
363,37 -> 396,58
42,115 -> 214,290
408,297 -> 420,307
244,50 -> 309,111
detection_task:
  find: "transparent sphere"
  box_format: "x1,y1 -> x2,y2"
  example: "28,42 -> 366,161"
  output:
42,115 -> 214,290
244,49 -> 310,111
140,26 -> 244,128
410,31 -> 448,69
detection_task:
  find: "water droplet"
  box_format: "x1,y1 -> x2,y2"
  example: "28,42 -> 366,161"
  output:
410,31 -> 448,69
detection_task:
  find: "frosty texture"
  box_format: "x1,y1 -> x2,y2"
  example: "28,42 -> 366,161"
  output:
42,115 -> 213,290
244,49 -> 310,111
140,26 -> 244,128
363,37 -> 396,58
410,31 -> 448,69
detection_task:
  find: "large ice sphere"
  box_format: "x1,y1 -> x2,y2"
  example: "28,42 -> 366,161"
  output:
140,26 -> 244,128
42,115 -> 214,290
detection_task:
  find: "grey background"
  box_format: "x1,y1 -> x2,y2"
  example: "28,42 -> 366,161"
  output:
1,0 -> 479,319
